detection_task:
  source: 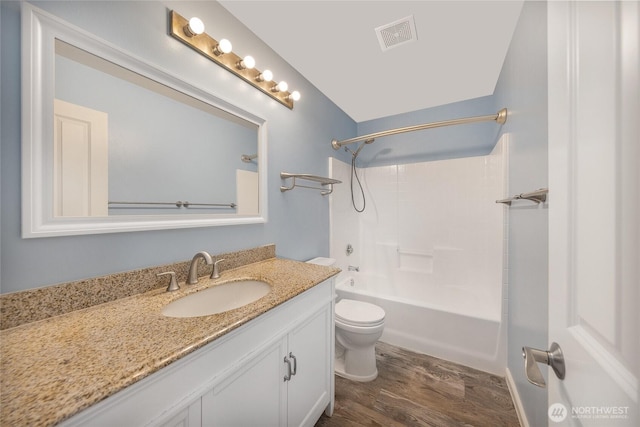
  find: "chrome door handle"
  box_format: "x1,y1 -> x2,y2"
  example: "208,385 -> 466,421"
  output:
522,342 -> 565,388
284,356 -> 292,382
289,352 -> 297,376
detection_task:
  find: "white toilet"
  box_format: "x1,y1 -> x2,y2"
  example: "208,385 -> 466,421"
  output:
306,257 -> 386,382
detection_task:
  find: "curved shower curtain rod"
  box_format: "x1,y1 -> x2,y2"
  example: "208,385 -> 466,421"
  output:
331,108 -> 508,150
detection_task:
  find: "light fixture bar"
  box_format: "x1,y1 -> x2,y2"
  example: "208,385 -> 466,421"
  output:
169,10 -> 294,109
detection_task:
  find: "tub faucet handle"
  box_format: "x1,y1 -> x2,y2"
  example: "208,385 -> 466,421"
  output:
348,265 -> 359,272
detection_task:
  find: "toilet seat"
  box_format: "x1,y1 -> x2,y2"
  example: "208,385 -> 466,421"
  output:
335,299 -> 385,327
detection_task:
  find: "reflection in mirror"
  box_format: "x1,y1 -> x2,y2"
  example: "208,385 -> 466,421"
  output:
22,4 -> 267,237
54,40 -> 259,217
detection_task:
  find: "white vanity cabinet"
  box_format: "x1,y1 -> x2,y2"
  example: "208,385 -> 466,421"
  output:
61,279 -> 334,427
202,305 -> 331,426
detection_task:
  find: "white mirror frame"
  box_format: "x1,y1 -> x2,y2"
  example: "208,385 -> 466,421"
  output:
22,4 -> 268,238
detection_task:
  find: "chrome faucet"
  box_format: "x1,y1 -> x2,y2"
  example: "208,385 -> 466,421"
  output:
187,251 -> 213,284
348,265 -> 360,272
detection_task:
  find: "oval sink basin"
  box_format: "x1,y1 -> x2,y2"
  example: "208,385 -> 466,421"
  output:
162,280 -> 271,318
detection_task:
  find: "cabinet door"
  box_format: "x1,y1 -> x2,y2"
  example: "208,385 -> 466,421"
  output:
287,306 -> 332,427
201,338 -> 286,427
158,399 -> 201,427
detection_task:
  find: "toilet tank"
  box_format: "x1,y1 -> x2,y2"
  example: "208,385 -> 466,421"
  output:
306,257 -> 336,266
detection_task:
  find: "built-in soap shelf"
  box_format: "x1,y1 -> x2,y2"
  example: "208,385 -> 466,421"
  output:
280,173 -> 341,196
496,188 -> 548,206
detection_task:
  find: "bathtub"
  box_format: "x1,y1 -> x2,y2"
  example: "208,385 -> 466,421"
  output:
335,272 -> 506,375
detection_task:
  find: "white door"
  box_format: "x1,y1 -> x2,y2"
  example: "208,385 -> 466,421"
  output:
236,169 -> 259,215
548,1 -> 638,426
53,99 -> 108,216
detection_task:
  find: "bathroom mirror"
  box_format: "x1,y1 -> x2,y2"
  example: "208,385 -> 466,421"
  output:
22,4 -> 268,238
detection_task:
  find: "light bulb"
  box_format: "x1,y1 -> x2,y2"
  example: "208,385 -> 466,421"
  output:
184,17 -> 205,37
272,81 -> 288,92
213,38 -> 232,55
237,55 -> 256,70
256,69 -> 273,82
288,90 -> 301,102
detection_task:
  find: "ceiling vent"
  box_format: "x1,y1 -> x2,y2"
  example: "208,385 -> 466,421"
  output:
375,15 -> 418,52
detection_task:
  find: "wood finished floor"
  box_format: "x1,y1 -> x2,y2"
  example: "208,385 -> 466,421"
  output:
316,342 -> 520,427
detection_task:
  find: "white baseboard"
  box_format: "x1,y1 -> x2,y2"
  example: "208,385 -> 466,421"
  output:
505,367 -> 530,427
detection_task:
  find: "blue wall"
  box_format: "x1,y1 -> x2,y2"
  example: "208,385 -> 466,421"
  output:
494,1 -> 549,425
354,95 -> 500,167
0,1 -> 356,293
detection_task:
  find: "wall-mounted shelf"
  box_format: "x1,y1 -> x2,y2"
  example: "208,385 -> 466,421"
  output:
280,173 -> 341,196
496,188 -> 548,206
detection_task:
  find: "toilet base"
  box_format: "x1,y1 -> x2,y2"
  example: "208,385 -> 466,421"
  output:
334,350 -> 378,382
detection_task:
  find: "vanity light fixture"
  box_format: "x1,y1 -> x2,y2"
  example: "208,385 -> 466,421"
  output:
169,10 -> 298,109
288,91 -> 301,102
213,38 -> 232,56
237,55 -> 256,70
184,17 -> 205,37
272,81 -> 288,93
256,69 -> 273,82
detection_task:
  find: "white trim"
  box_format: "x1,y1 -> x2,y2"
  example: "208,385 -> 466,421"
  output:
505,367 -> 529,427
21,3 -> 268,238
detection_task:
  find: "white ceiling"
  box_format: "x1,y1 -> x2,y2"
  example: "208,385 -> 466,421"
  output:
220,0 -> 523,123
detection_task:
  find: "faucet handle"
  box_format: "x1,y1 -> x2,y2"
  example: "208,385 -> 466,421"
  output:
210,259 -> 226,279
157,271 -> 179,292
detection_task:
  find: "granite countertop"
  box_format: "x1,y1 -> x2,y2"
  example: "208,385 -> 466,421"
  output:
0,258 -> 339,427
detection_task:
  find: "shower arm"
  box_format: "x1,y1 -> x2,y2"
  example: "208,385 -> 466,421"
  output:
331,108 -> 508,150
241,153 -> 258,163
347,138 -> 375,158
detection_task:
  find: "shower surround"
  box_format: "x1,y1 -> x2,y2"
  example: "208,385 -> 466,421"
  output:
329,137 -> 508,374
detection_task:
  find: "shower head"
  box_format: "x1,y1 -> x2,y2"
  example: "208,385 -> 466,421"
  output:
350,138 -> 375,159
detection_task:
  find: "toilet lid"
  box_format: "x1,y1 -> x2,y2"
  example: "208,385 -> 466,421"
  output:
335,299 -> 385,326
